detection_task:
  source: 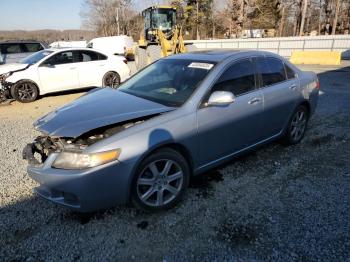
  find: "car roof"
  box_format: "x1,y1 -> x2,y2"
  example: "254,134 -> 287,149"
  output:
166,49 -> 278,63
0,40 -> 43,44
47,47 -> 105,53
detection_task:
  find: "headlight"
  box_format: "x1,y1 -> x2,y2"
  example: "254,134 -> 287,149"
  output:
52,149 -> 121,170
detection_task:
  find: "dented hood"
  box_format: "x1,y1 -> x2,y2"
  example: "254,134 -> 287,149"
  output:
34,88 -> 174,138
0,63 -> 29,75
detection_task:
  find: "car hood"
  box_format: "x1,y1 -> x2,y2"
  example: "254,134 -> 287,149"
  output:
0,63 -> 28,75
34,88 -> 174,138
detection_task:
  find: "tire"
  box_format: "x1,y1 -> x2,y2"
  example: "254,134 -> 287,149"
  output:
135,47 -> 147,70
102,71 -> 121,88
186,44 -> 198,52
131,148 -> 190,212
282,105 -> 309,145
146,45 -> 162,64
11,81 -> 39,103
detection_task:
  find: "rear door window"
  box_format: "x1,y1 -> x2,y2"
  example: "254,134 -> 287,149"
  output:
257,57 -> 287,87
76,50 -> 107,62
211,59 -> 256,96
23,43 -> 44,53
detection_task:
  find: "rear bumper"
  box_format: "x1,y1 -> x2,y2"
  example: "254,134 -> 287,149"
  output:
309,87 -> 319,115
24,145 -> 135,212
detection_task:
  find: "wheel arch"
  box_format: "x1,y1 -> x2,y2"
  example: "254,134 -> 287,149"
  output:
299,100 -> 311,115
11,79 -> 40,96
127,142 -> 194,201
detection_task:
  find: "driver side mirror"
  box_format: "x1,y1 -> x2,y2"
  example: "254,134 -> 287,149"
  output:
207,91 -> 235,107
40,63 -> 55,68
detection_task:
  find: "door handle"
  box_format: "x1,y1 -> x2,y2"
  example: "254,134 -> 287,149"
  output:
99,64 -> 105,67
289,84 -> 298,90
70,67 -> 76,70
248,98 -> 261,105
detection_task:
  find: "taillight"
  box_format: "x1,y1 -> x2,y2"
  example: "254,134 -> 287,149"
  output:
316,79 -> 320,89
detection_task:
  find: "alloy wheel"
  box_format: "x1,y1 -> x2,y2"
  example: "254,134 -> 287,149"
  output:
290,109 -> 307,142
17,82 -> 37,102
137,159 -> 184,207
103,72 -> 120,88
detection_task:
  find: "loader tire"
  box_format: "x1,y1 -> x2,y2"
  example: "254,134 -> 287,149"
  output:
135,47 -> 147,70
146,45 -> 162,64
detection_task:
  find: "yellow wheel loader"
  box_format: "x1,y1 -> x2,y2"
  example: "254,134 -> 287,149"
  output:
135,5 -> 196,70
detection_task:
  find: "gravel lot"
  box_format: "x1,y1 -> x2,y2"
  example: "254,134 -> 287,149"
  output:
0,62 -> 349,261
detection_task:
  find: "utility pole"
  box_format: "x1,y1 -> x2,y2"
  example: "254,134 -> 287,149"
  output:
299,0 -> 308,36
332,0 -> 341,35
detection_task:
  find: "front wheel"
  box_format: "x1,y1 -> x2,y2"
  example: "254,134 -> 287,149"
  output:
102,71 -> 121,88
283,105 -> 309,145
131,148 -> 190,212
11,81 -> 39,103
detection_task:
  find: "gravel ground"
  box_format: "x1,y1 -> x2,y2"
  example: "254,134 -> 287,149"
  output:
0,62 -> 349,261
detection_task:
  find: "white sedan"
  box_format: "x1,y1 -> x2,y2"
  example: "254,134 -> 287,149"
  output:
0,48 -> 130,102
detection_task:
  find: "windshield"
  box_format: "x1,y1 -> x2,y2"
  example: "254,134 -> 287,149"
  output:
20,50 -> 53,65
152,9 -> 175,30
119,59 -> 215,107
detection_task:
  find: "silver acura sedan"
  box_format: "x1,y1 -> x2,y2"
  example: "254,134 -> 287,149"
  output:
23,50 -> 319,212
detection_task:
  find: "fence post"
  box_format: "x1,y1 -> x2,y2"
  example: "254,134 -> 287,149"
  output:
331,38 -> 335,51
277,40 -> 281,55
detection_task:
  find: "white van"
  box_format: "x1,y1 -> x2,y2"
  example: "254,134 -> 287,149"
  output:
87,35 -> 134,60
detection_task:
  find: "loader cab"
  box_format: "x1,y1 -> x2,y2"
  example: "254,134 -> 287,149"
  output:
143,6 -> 177,42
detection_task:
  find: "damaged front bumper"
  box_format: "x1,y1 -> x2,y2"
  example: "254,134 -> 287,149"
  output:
0,80 -> 14,102
23,142 -> 135,212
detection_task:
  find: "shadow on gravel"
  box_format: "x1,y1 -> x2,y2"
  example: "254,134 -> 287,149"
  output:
216,220 -> 264,247
41,87 -> 94,99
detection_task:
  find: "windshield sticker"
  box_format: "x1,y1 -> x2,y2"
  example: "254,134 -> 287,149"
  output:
188,62 -> 214,70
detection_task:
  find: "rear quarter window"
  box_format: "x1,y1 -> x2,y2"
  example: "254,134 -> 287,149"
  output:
285,64 -> 296,79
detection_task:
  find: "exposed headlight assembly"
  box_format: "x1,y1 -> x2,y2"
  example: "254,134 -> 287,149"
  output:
52,149 -> 121,170
0,72 -> 11,82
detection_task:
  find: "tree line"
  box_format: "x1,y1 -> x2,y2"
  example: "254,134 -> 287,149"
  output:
1,0 -> 348,43
81,0 -> 350,40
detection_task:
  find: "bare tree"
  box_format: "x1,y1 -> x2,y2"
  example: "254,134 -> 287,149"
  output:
332,0 -> 341,34
81,0 -> 135,37
300,0 -> 308,35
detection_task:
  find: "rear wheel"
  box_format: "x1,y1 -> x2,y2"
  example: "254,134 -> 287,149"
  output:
283,105 -> 309,145
12,81 -> 39,103
146,45 -> 162,64
102,71 -> 120,88
131,148 -> 190,212
135,47 -> 147,70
